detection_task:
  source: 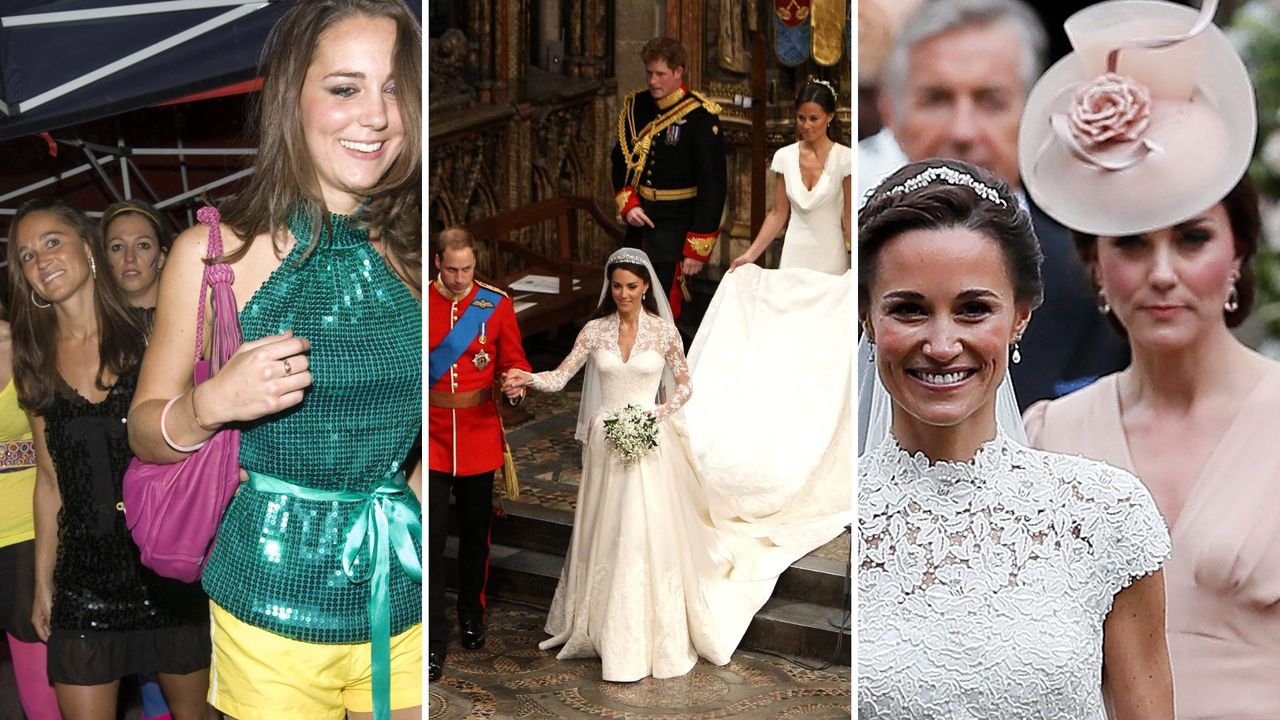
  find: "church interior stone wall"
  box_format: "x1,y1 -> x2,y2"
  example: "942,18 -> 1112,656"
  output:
428,0 -> 851,279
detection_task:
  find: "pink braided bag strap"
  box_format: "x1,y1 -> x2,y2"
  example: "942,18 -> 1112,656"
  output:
193,207 -> 242,377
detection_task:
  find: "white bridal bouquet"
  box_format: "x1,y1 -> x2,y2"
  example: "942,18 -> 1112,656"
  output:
602,404 -> 660,464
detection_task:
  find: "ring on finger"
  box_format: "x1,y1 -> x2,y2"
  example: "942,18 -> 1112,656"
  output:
282,358 -> 292,376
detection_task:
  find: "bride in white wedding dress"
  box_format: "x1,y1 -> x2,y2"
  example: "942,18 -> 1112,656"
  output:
505,249 -> 781,681
499,84 -> 855,683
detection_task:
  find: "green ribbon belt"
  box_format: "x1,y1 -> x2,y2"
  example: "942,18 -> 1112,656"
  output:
248,470 -> 422,720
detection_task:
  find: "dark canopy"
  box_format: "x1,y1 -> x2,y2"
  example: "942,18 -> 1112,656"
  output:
0,0 -> 292,141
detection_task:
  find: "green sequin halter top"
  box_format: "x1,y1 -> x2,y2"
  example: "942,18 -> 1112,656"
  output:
202,205 -> 422,644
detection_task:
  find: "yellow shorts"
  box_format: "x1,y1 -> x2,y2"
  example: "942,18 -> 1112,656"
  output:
208,602 -> 421,719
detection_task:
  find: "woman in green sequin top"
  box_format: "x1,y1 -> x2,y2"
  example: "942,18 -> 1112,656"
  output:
127,2 -> 422,719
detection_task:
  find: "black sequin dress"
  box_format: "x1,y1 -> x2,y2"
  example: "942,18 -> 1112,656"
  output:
44,368 -> 210,684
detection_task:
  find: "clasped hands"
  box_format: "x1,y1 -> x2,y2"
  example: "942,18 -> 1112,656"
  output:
501,369 -> 533,400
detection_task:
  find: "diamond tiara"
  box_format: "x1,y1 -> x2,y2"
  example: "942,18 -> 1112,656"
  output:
808,78 -> 837,102
884,166 -> 1007,207
609,249 -> 650,265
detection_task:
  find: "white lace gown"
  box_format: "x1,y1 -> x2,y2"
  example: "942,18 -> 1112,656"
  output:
858,433 -> 1170,719
530,312 -> 776,681
772,141 -> 852,274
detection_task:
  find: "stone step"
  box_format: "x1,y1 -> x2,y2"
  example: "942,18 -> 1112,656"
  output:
442,537 -> 851,666
448,501 -> 850,608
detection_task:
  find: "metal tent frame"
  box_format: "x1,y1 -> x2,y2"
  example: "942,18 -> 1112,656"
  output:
0,137 -> 256,249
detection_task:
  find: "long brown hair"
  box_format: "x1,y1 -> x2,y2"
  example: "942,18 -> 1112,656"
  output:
218,0 -> 421,285
6,198 -> 148,415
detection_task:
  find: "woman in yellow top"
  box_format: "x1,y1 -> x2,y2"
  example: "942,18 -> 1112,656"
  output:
0,297 -> 59,719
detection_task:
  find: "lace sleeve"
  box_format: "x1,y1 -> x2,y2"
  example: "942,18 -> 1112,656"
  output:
528,321 -> 596,393
654,320 -> 691,421
1092,466 -> 1171,599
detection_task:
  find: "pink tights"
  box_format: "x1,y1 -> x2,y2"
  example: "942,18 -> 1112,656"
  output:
7,634 -> 60,719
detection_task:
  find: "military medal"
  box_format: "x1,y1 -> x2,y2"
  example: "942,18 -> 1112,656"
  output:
474,321 -> 490,369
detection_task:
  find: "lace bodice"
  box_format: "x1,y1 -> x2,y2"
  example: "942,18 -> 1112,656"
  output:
858,434 -> 1170,719
529,312 -> 690,419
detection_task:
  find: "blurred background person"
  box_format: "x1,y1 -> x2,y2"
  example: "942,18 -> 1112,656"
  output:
98,200 -> 177,720
871,0 -> 1129,408
856,0 -> 920,198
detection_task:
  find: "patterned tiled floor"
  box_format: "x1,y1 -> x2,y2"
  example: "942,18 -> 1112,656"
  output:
429,602 -> 851,719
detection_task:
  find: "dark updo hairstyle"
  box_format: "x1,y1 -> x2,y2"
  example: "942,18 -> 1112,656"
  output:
1072,174 -> 1260,334
795,80 -> 841,142
593,260 -> 660,319
859,158 -> 1044,318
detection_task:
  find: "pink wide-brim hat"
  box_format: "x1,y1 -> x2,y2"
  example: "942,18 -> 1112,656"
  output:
1018,0 -> 1256,237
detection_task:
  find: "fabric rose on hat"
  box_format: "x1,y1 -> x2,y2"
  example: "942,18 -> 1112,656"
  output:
1068,72 -> 1153,147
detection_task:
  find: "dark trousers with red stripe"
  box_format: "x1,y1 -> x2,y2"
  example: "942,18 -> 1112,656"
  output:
428,469 -> 494,658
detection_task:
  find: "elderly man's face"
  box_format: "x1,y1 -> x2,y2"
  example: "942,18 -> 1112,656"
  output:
890,22 -> 1026,190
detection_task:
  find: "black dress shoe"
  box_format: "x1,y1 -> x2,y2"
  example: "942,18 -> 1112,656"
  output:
429,652 -> 443,681
459,617 -> 486,649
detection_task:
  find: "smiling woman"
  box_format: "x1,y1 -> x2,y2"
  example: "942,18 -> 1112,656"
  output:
124,2 -> 423,719
5,198 -> 214,719
856,158 -> 1174,720
864,224 -> 1030,449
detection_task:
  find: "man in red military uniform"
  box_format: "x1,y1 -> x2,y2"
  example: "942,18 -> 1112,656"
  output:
428,228 -> 531,681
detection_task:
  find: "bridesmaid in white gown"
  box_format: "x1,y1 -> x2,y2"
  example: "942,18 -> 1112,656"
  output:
690,80 -> 854,559
730,79 -> 851,275
503,250 -> 777,681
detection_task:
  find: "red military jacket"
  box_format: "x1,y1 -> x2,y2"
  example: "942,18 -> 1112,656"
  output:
428,278 -> 531,476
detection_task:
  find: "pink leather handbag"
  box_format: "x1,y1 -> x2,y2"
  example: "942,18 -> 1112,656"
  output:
123,206 -> 242,583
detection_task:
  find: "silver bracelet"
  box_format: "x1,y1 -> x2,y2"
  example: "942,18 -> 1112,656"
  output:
160,394 -> 209,453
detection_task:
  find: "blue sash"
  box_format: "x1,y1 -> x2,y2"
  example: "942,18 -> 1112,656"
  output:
429,287 -> 502,387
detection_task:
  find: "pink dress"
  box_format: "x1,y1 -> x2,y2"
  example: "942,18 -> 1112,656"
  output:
1026,368 -> 1280,718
